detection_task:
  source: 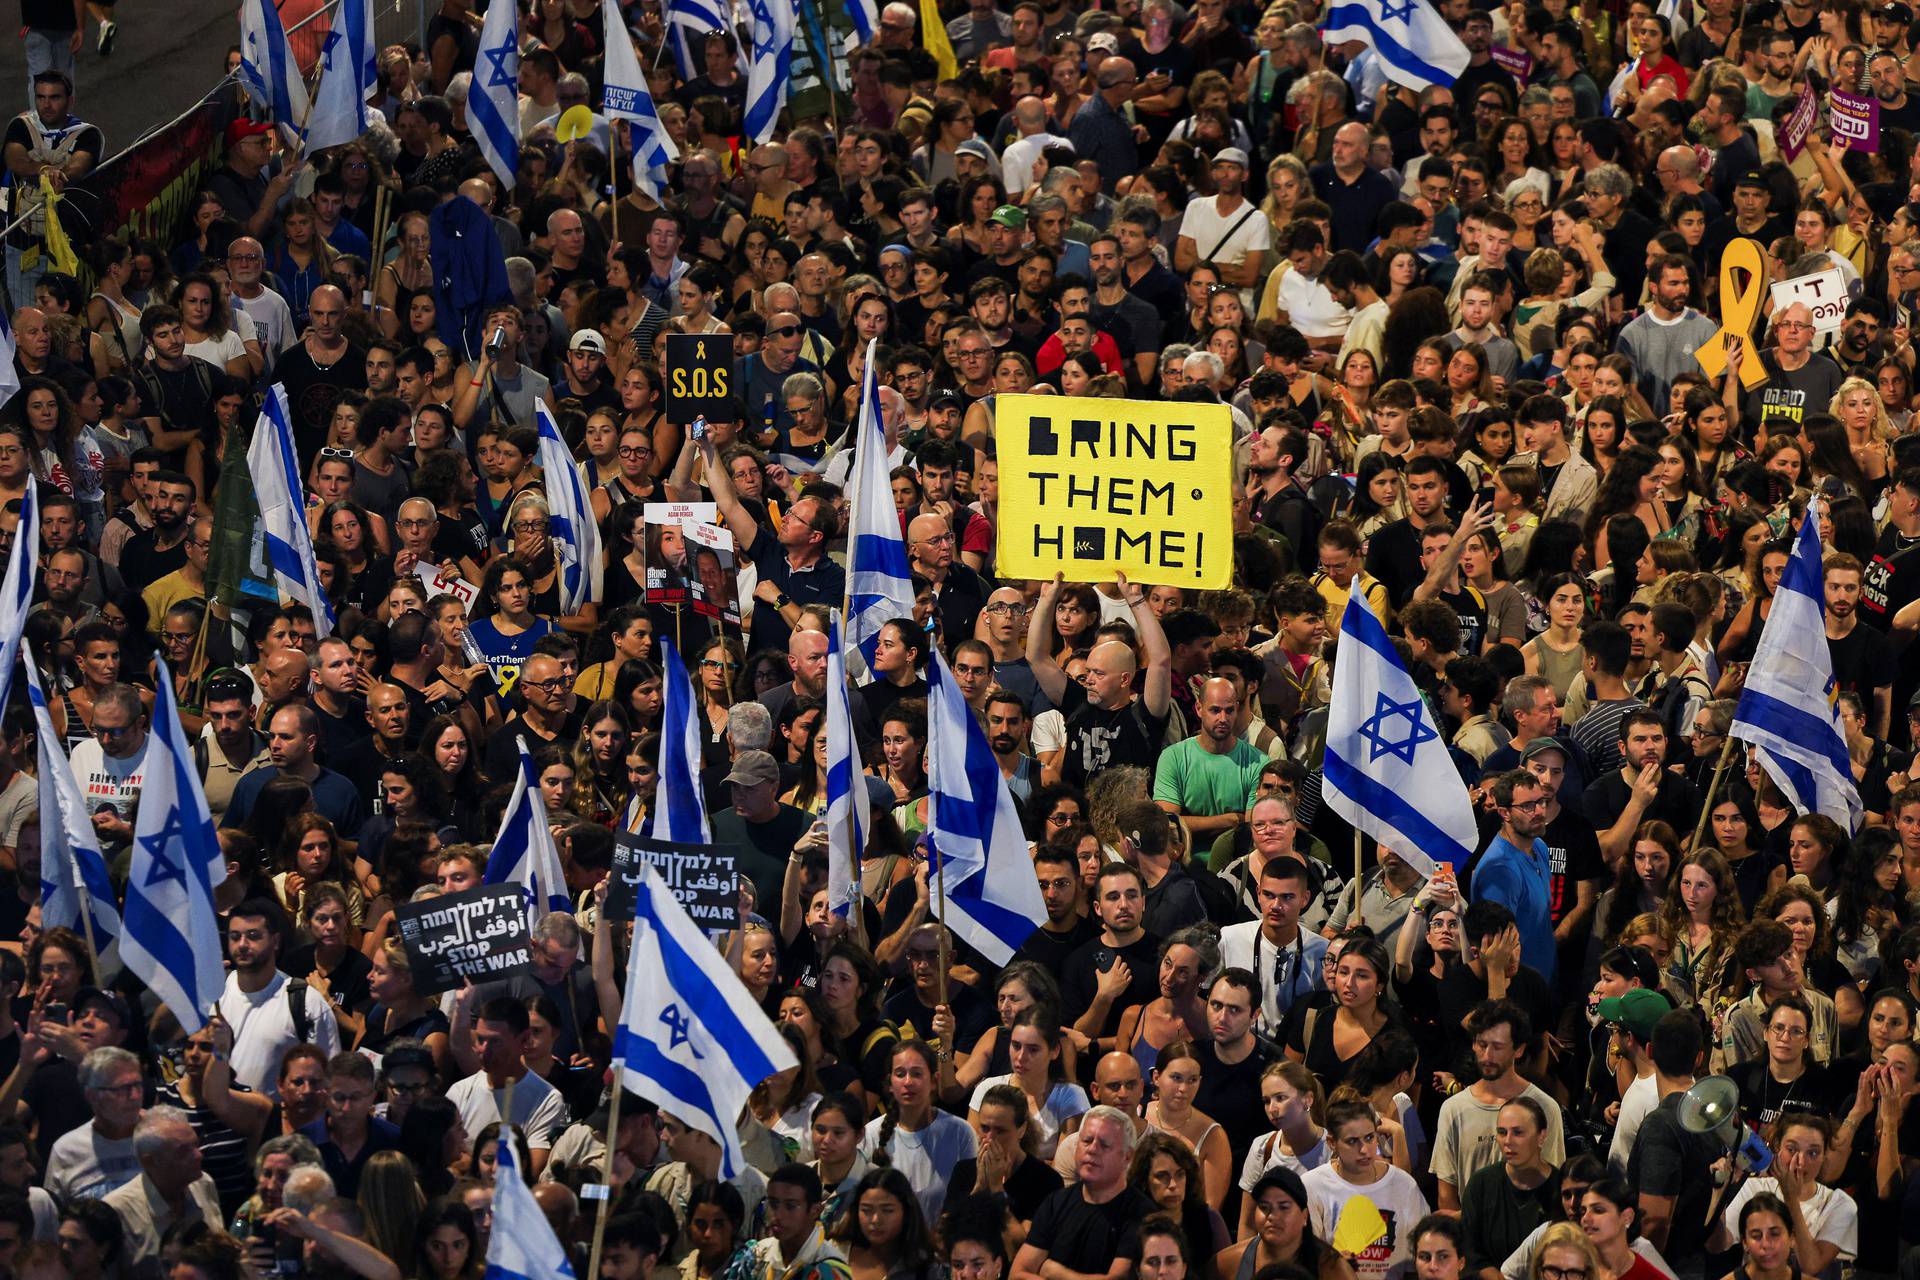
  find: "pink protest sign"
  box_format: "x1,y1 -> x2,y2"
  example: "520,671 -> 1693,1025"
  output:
1830,88 -> 1880,152
1779,84 -> 1817,160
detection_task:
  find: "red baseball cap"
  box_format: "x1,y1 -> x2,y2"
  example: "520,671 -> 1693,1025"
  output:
225,118 -> 275,146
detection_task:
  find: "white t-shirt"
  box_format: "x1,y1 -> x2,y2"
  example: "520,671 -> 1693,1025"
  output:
1277,265 -> 1352,340
1607,1071 -> 1658,1175
1000,132 -> 1070,196
67,737 -> 147,827
214,970 -> 342,1098
44,1121 -> 140,1203
1302,1162 -> 1432,1280
1178,195 -> 1274,311
1723,1179 -> 1857,1272
447,1068 -> 569,1152
231,287 -> 297,369
1240,1127 -> 1328,1192
862,1111 -> 977,1221
1031,709 -> 1066,755
970,1075 -> 1090,1162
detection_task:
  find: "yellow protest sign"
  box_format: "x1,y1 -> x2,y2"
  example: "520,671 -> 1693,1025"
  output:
1331,1193 -> 1389,1255
1694,237 -> 1768,390
994,393 -> 1233,589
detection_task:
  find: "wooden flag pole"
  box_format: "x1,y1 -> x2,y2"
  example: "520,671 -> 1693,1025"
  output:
584,1082 -> 626,1280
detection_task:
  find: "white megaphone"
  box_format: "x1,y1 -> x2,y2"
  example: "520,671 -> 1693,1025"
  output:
1676,1074 -> 1773,1173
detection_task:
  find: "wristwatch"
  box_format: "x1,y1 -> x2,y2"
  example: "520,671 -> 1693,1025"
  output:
774,590 -> 792,608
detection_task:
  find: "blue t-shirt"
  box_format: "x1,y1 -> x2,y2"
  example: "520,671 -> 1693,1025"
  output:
1472,835 -> 1557,982
464,616 -> 555,694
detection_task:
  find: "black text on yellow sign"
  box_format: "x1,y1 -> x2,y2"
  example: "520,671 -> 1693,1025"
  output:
995,393 -> 1234,589
665,332 -> 733,424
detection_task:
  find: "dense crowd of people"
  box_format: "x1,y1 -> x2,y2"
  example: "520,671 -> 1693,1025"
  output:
4,0 -> 1920,1278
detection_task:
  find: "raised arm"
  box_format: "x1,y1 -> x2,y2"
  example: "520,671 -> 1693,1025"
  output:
698,435 -> 763,551
1025,574 -> 1070,705
1122,572 -> 1173,719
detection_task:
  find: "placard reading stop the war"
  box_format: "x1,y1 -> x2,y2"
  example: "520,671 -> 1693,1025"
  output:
994,394 -> 1234,589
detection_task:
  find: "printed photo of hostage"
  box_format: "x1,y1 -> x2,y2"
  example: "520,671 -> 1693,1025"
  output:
645,516 -> 693,605
685,520 -> 741,624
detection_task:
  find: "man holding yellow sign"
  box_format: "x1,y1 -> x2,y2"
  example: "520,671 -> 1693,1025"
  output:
993,393 -> 1236,590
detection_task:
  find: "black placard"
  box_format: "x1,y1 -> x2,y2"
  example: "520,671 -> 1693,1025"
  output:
605,836 -> 739,929
392,885 -> 536,995
664,333 -> 734,424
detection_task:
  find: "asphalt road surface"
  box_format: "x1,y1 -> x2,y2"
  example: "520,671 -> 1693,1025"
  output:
0,0 -> 242,163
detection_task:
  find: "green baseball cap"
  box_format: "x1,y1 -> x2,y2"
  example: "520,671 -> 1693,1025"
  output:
1596,988 -> 1672,1041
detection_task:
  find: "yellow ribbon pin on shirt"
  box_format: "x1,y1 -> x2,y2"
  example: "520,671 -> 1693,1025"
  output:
1694,236 -> 1768,390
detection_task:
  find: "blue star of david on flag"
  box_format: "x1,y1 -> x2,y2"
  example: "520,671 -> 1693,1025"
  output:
138,808 -> 191,888
1376,0 -> 1415,20
1358,691 -> 1437,766
483,42 -> 518,89
660,1004 -> 703,1056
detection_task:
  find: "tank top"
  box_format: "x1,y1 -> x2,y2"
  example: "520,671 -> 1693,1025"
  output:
60,690 -> 91,753
1523,636 -> 1587,702
90,291 -> 142,365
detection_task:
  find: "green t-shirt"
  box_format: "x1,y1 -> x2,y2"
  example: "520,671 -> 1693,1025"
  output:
1152,738 -> 1266,818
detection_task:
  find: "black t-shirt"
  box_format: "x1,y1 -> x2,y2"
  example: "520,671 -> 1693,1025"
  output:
279,342 -> 370,461
1540,806 -> 1605,928
1861,525 -> 1920,630
1027,1185 -> 1157,1274
118,528 -> 190,590
1058,681 -> 1170,790
1061,932 -> 1163,1039
1740,353 -> 1844,431
884,983 -> 994,1057
1016,917 -> 1099,974
1434,962 -> 1554,1070
1365,517 -> 1428,609
1827,623 -> 1895,698
1436,585 -> 1489,656
1193,1039 -> 1277,1171
710,803 -> 816,916
1625,1094 -> 1721,1271
1732,1058 -> 1839,1130
948,1154 -> 1066,1224
1580,770 -> 1698,843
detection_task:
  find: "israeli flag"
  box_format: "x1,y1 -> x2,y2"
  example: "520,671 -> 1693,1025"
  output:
651,638 -> 711,843
614,860 -> 798,1179
1320,0 -> 1469,92
924,647 -> 1047,964
485,1134 -> 576,1280
1731,512 -> 1864,832
845,340 -> 915,669
484,737 -> 575,923
121,655 -> 228,1035
743,0 -> 794,143
533,399 -> 603,615
249,385 -> 336,639
470,0 -> 522,190
1322,592 -> 1477,878
845,0 -> 880,52
0,476 -> 37,718
0,308 -> 18,410
238,0 -> 311,139
305,0 -> 378,153
823,613 -> 867,921
27,648 -> 120,978
664,0 -> 736,82
602,0 -> 680,202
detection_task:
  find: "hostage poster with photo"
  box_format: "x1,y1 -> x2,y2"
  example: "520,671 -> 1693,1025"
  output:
643,502 -> 715,605
684,521 -> 741,623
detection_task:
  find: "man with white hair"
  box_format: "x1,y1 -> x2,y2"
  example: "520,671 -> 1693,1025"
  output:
1013,1107 -> 1153,1280
101,1107 -> 223,1266
878,1 -> 918,49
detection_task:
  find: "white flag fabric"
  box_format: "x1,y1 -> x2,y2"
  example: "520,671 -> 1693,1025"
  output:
533,399 -> 603,614
1730,512 -> 1864,832
0,476 -> 37,719
485,1133 -> 577,1280
651,638 -> 711,842
27,649 -> 120,977
121,656 -> 229,1034
238,0 -> 311,138
1322,591 -> 1478,878
1320,0 -> 1469,92
305,0 -> 378,153
0,307 -> 19,411
470,0 -> 522,188
601,0 -> 680,201
614,861 -> 798,1179
924,647 -> 1047,965
483,737 -> 574,923
743,0 -> 794,142
845,340 -> 915,669
822,613 -> 866,921
248,385 -> 336,638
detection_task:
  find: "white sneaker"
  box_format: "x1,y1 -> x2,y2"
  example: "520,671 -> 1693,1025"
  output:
97,20 -> 116,54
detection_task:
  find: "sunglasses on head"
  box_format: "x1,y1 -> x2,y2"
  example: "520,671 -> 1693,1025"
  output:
768,324 -> 803,338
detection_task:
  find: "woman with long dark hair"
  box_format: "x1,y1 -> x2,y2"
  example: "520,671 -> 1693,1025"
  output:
831,1168 -> 943,1280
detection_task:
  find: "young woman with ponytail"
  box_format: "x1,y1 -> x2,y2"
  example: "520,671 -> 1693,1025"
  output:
865,1039 -> 978,1222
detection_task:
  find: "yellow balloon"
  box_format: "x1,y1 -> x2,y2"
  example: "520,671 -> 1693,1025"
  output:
555,105 -> 596,142
1331,1194 -> 1389,1256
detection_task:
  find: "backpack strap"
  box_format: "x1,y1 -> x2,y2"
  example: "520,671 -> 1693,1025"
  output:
286,977 -> 313,1048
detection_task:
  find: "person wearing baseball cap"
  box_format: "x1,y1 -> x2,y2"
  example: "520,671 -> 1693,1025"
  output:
1596,987 -> 1671,1169
557,327 -> 620,414
712,749 -> 814,918
206,118 -> 300,242
1173,144 -> 1269,309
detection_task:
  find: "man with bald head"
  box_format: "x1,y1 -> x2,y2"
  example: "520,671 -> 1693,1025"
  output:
1652,144 -> 1720,216
224,704 -> 366,834
336,683 -> 414,792
255,647 -> 313,722
225,236 -> 297,370
8,307 -> 68,381
759,627 -> 828,724
1154,676 -> 1266,840
545,208 -> 598,300
908,512 -> 988,641
1734,300 -> 1843,430
1001,96 -> 1069,196
276,282 -> 368,460
735,309 -> 817,442
1051,1051 -> 1147,1177
394,497 -> 483,585
977,586 -> 1053,714
1027,572 -> 1173,788
1069,58 -> 1143,191
1310,120 -> 1398,255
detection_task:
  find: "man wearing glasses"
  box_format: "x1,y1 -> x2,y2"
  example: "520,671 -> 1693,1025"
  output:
224,236 -> 296,375
67,684 -> 147,861
1474,770 -> 1560,982
137,515 -> 211,632
1727,301 -> 1842,433
734,310 -> 817,443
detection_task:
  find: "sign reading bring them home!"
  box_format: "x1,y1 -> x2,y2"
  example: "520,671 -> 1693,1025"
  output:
994,393 -> 1234,589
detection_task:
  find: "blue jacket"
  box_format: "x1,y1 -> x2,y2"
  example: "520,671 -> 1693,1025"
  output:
429,194 -> 512,361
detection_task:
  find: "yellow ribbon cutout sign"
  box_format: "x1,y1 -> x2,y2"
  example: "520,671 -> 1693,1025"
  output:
1694,237 -> 1768,390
